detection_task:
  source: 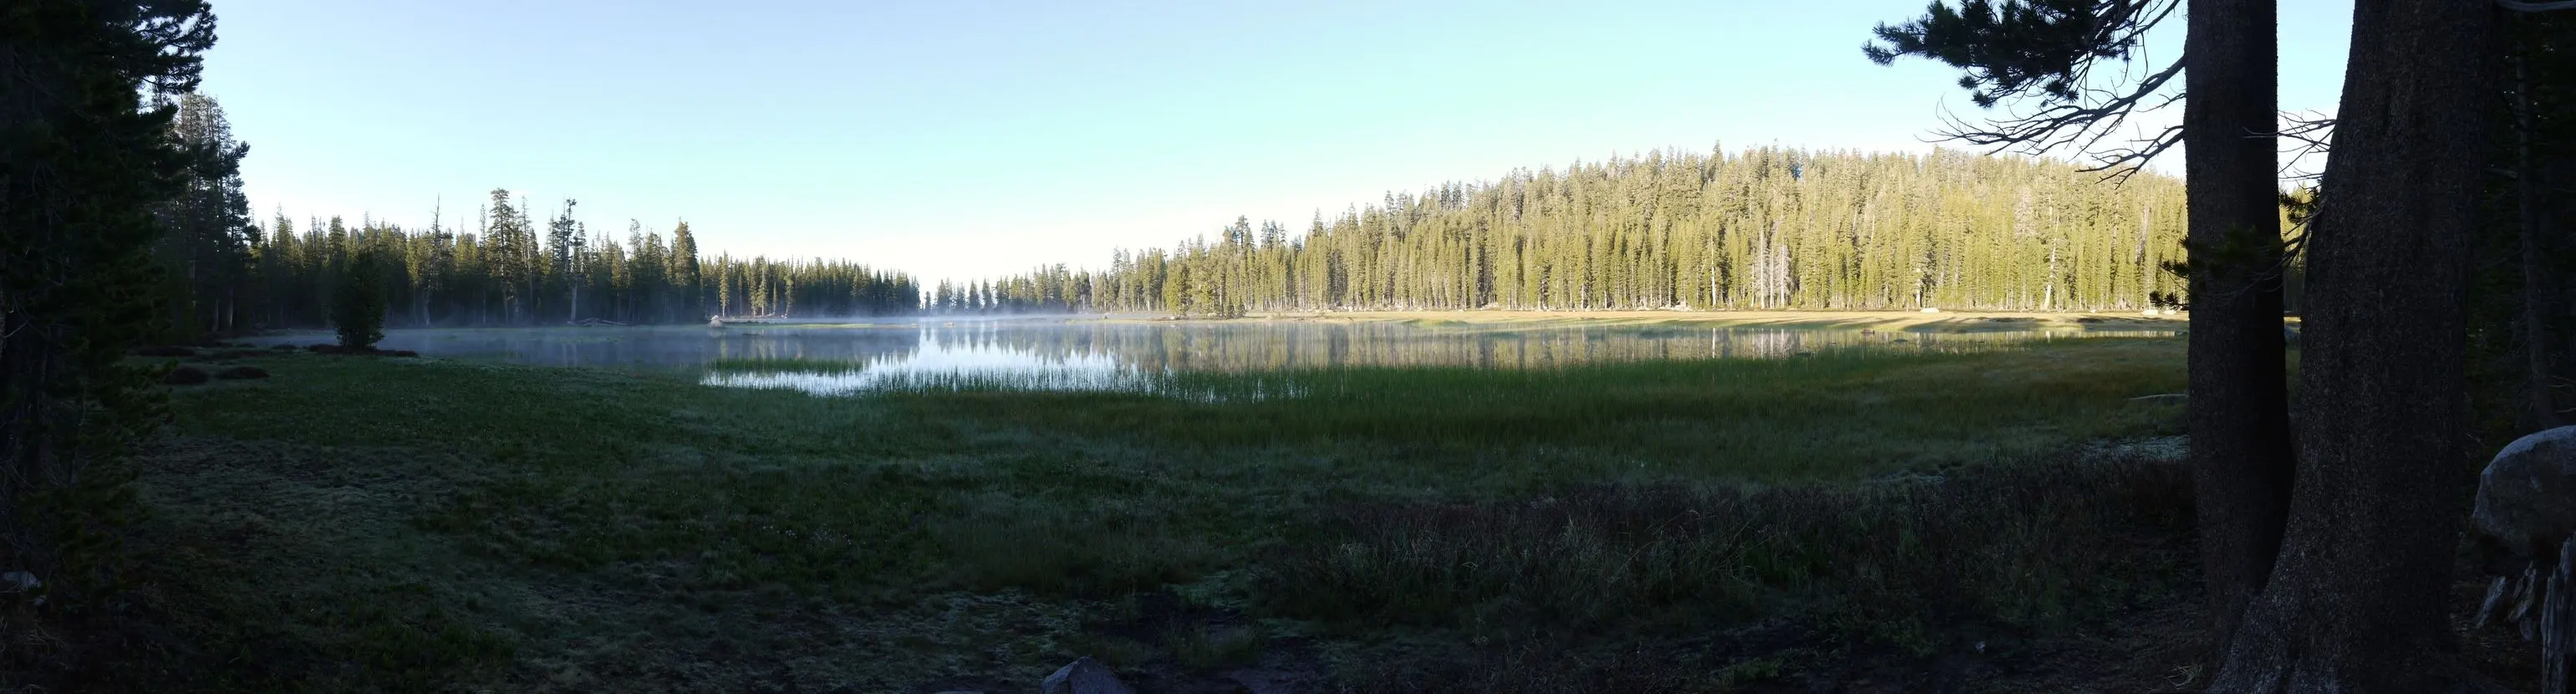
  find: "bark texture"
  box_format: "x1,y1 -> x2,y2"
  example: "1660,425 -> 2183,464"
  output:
2182,0 -> 2295,654
2207,0 -> 2497,690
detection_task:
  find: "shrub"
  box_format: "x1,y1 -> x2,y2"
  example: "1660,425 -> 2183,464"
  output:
214,366 -> 268,380
163,366 -> 210,385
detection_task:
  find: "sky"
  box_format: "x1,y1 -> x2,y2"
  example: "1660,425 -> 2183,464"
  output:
200,1 -> 2355,283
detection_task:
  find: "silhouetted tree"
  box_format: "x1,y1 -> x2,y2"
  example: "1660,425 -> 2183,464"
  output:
333,248 -> 387,350
0,0 -> 218,617
155,93 -> 255,338
2206,1 -> 2497,688
1866,0 -> 2295,654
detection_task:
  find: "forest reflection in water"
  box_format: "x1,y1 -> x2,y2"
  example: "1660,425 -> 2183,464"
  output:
254,319 -> 2171,397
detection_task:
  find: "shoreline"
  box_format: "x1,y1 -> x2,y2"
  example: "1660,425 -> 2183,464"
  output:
1090,309 -> 2191,333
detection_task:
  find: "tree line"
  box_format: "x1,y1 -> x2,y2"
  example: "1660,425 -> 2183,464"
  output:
155,100 -> 919,334
955,148 -> 2199,316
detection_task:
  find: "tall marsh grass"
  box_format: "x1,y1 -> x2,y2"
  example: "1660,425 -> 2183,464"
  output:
1261,456 -> 2194,652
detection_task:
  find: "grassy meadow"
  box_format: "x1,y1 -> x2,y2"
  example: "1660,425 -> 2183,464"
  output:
104,337 -> 2197,691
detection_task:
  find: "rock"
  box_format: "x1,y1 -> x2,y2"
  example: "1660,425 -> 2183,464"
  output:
164,365 -> 209,385
1920,307 -> 1941,314
2474,426 -> 2576,557
215,365 -> 269,380
1,570 -> 38,593
1040,656 -> 1133,694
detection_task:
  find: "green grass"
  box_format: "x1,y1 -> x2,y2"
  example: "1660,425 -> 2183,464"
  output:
92,337 -> 2192,691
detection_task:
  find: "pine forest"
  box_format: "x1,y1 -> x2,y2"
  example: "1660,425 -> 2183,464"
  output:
950,146 -> 2210,316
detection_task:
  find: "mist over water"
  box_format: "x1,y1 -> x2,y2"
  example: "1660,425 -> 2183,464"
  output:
247,318 -> 2175,397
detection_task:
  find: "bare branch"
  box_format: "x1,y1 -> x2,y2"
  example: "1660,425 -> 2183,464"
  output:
2274,110 -> 2335,183
1932,54 -> 2187,179
2095,125 -> 2186,182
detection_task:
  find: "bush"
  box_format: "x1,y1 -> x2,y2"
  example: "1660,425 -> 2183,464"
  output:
163,366 -> 210,385
332,250 -> 388,351
214,366 -> 268,380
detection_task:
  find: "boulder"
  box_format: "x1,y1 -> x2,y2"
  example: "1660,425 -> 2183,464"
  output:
2474,426 -> 2576,557
1040,656 -> 1133,694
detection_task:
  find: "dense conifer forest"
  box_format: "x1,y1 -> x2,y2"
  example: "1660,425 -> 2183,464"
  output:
948,147 -> 2208,316
165,99 -> 2231,330
242,202 -> 920,329
152,98 -> 920,333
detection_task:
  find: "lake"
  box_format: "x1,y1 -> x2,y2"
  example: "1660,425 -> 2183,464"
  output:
246,317 -> 2176,396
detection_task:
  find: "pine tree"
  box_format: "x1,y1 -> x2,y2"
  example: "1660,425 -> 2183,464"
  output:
155,93 -> 255,338
2,0 -> 219,617
333,248 -> 388,350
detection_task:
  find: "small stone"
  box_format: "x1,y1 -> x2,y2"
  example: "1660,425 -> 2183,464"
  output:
1041,656 -> 1133,694
1,570 -> 38,593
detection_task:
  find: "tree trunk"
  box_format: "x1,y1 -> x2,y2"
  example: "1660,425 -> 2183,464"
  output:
2208,0 -> 2496,689
2517,53 -> 2563,430
2184,0 -> 2297,655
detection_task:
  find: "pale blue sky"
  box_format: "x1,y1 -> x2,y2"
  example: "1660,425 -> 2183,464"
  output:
201,1 -> 2353,283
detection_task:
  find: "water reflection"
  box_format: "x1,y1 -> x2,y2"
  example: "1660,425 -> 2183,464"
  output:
249,319 -> 2171,397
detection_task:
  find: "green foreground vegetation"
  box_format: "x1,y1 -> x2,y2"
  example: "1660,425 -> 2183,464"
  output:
111,339 -> 2193,691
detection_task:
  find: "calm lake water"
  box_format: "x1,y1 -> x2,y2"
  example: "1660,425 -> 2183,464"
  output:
249,318 -> 2174,396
